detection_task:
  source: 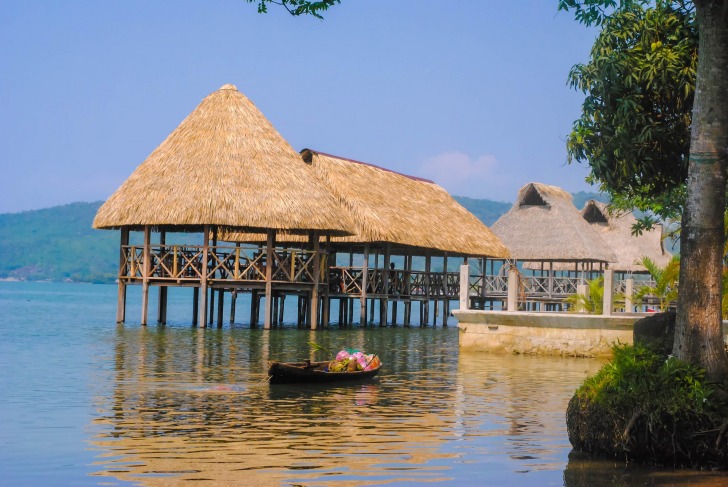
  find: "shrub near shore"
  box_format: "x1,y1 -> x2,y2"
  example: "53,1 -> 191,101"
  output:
567,343 -> 728,469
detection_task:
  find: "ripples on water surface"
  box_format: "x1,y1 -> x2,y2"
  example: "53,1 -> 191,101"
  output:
1,282 -> 726,486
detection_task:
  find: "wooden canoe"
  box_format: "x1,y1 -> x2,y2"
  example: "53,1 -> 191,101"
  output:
268,360 -> 381,385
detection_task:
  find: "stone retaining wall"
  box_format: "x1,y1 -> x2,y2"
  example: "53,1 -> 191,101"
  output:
454,310 -> 728,358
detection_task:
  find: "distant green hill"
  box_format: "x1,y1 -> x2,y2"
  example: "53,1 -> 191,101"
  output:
0,202 -> 117,283
0,191 -> 606,283
453,196 -> 511,226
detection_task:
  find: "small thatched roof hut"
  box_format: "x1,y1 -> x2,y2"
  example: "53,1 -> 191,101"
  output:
222,150 -> 510,258
490,182 -> 615,263
93,84 -> 354,235
581,200 -> 672,272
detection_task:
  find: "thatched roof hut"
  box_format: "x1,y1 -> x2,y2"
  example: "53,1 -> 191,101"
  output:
580,200 -> 672,272
490,182 -> 615,263
93,84 -> 354,235
222,150 -> 510,258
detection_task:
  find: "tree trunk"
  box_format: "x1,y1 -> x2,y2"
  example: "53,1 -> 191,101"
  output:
673,0 -> 728,382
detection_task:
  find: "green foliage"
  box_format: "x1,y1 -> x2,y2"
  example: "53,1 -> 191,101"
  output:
0,202 -> 118,283
246,0 -> 340,18
565,276 -> 625,314
577,343 -> 714,421
562,0 -> 696,221
633,254 -> 680,311
566,277 -> 605,314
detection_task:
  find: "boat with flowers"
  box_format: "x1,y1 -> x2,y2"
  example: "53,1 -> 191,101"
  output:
268,350 -> 382,385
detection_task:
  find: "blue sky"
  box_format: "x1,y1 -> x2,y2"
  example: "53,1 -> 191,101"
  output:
0,0 -> 597,214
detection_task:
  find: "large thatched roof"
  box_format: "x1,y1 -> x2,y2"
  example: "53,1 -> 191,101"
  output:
93,84 -> 354,235
490,183 -> 615,263
581,200 -> 672,272
222,150 -> 510,258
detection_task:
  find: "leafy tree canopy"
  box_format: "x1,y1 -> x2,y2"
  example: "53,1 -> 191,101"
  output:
560,0 -> 697,233
246,0 -> 341,18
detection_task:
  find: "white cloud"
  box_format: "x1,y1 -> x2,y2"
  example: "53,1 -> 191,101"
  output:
416,151 -> 506,200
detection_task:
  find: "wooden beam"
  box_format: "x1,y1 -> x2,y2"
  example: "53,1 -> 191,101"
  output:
198,225 -> 209,328
310,231 -> 320,330
360,245 -> 369,325
264,230 -> 274,329
157,230 -> 167,325
381,245 -> 391,326
116,227 -> 129,324
140,225 -> 151,326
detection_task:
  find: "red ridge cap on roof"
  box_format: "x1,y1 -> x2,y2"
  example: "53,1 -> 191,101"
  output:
303,149 -> 436,184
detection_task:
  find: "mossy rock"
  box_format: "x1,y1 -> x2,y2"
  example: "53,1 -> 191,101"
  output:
566,344 -> 728,469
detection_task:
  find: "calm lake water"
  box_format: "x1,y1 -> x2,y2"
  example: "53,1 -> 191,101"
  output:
1,281 -> 726,486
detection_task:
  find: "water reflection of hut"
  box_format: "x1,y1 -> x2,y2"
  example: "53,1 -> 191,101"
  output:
489,183 -> 615,310
93,84 -> 355,328
221,150 -> 510,327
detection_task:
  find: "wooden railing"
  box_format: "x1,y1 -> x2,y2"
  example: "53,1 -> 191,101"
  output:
327,267 -> 460,298
120,245 -> 322,284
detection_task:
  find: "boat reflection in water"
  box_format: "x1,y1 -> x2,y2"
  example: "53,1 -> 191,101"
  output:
91,324 -> 724,486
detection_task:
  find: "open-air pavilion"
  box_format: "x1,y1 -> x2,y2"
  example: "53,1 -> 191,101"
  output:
94,84 -> 509,328
487,182 -> 616,310
220,149 -> 510,327
93,84 -> 355,328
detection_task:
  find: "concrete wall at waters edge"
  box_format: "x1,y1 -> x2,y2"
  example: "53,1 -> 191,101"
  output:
454,310 -> 728,358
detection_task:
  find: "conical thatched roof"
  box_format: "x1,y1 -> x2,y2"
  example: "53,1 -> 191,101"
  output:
490,183 -> 615,262
222,150 -> 510,258
581,200 -> 672,272
93,84 -> 355,235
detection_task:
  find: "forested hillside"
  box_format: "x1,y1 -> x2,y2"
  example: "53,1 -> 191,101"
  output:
0,192 -> 604,282
0,202 -> 117,282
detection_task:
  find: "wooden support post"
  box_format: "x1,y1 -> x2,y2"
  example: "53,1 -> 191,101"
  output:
264,230 -> 274,330
424,254 -> 431,326
250,290 -> 258,327
208,286 -> 216,326
404,255 -> 412,326
392,300 -> 398,326
192,287 -> 199,326
603,269 -> 614,317
310,231 -> 321,330
322,237 -> 331,329
278,294 -> 286,325
217,288 -> 224,327
273,293 -> 279,327
360,246 -> 369,325
157,230 -> 167,324
381,246 -> 391,326
229,290 -> 237,325
442,254 -> 448,326
116,227 -> 129,324
198,225 -> 209,328
140,225 -> 151,326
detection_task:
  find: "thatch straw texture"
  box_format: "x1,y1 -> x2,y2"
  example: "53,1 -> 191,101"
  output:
93,84 -> 354,235
580,200 -> 672,272
490,183 -> 615,262
222,150 -> 510,258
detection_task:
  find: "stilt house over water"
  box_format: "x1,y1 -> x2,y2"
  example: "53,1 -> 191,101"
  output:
220,149 -> 510,327
93,84 -> 509,328
93,84 -> 355,328
488,182 -> 616,310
